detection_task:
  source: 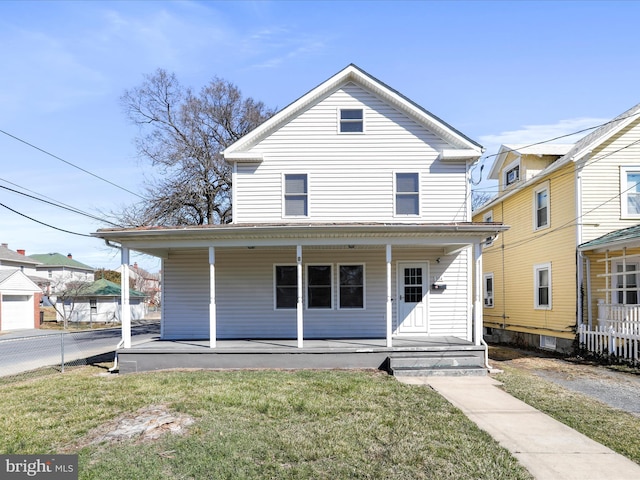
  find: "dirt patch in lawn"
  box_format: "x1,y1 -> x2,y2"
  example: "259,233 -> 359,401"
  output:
61,405 -> 194,452
489,345 -> 640,416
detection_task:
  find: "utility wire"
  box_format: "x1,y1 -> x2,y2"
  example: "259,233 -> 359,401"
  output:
481,139 -> 640,255
0,202 -> 94,238
0,128 -> 146,200
0,182 -> 121,227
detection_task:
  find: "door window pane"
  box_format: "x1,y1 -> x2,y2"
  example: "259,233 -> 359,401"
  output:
404,267 -> 423,303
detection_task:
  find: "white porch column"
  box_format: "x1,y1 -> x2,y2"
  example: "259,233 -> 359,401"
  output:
296,245 -> 303,348
386,245 -> 393,348
473,242 -> 483,346
209,246 -> 217,349
121,247 -> 131,349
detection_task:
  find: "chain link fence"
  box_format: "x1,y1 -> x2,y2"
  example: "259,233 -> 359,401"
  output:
0,320 -> 159,380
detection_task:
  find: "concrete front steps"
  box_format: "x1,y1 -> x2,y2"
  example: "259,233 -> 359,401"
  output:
389,348 -> 487,376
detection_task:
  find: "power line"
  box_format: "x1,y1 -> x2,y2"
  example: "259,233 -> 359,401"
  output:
480,139 -> 640,255
0,128 -> 146,200
0,202 -> 94,238
0,181 -> 121,227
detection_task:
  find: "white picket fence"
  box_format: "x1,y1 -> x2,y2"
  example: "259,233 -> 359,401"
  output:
578,324 -> 640,363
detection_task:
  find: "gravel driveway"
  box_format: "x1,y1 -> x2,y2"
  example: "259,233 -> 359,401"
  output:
488,346 -> 640,416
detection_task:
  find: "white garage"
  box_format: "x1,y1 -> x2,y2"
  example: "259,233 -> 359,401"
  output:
0,270 -> 41,331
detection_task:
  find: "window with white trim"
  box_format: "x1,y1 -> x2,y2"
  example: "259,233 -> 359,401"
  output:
339,108 -> 363,133
483,210 -> 494,247
484,273 -> 494,307
395,172 -> 419,215
307,265 -> 332,309
534,263 -> 552,309
339,264 -> 364,309
620,167 -> 640,218
503,159 -> 520,187
275,265 -> 297,309
614,262 -> 639,305
284,174 -> 308,217
534,183 -> 549,230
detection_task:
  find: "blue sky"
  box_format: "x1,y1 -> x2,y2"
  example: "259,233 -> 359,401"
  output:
1,0 -> 639,272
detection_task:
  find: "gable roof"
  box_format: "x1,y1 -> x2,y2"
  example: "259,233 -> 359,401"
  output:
0,269 -> 42,291
76,278 -> 146,298
0,244 -> 41,266
579,224 -> 640,252
560,102 -> 640,164
29,253 -> 94,271
223,64 -> 483,161
487,143 -> 574,180
478,102 -> 640,214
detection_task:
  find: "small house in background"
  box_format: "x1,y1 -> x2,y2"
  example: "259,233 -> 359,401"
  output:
0,270 -> 42,331
0,243 -> 49,291
67,278 -> 147,324
29,252 -> 94,294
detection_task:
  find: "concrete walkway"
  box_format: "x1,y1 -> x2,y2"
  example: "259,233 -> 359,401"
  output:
397,375 -> 640,480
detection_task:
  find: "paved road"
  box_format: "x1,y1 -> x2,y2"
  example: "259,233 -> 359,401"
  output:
0,321 -> 160,377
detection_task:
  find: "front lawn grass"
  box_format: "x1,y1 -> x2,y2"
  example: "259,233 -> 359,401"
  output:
0,367 -> 532,479
495,365 -> 640,465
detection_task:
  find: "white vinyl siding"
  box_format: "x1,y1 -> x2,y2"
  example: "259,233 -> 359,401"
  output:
579,119 -> 640,242
234,83 -> 468,224
161,246 -> 470,340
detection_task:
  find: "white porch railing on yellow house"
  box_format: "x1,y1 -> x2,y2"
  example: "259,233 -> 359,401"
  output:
597,303 -> 640,335
578,303 -> 640,363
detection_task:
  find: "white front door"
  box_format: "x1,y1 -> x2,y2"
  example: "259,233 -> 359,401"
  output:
396,262 -> 428,335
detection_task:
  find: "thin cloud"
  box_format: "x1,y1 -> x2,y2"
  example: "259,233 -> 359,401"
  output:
479,117 -> 609,155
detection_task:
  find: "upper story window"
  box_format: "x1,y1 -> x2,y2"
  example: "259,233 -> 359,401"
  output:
284,174 -> 308,217
339,109 -> 363,133
621,167 -> 640,218
534,183 -> 549,230
503,159 -> 521,187
483,210 -> 494,247
395,172 -> 420,216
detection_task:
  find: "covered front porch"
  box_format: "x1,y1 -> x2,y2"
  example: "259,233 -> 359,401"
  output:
578,225 -> 640,362
116,336 -> 488,375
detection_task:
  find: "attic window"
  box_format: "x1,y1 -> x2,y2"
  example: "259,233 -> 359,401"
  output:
339,109 -> 363,133
504,159 -> 521,187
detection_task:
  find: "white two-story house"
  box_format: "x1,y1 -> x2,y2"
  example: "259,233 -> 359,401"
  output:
94,65 -> 506,372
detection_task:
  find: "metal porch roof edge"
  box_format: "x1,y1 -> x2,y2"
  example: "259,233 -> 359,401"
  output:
578,224 -> 640,252
93,222 -> 508,241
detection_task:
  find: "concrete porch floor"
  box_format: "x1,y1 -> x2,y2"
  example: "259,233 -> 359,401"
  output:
117,336 -> 487,375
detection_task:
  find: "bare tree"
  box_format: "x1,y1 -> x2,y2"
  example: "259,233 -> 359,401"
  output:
472,191 -> 495,212
118,69 -> 275,226
49,280 -> 91,329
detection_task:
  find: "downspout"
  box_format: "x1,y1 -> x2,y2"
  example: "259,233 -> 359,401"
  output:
575,163 -> 584,336
103,239 -> 128,372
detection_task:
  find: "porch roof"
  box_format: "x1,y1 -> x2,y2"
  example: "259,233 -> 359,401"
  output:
578,224 -> 640,253
93,222 -> 508,257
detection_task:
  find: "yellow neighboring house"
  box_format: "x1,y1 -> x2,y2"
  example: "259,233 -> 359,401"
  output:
474,103 -> 640,353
